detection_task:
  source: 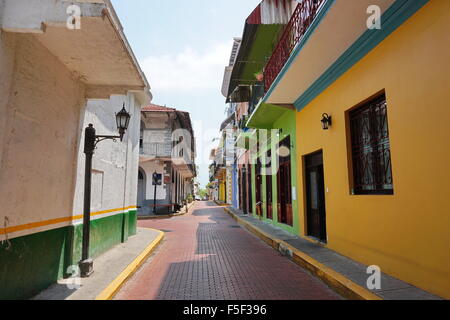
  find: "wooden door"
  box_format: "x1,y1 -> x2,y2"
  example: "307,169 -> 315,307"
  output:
266,150 -> 273,220
255,158 -> 262,216
248,164 -> 253,214
305,151 -> 327,242
277,136 -> 293,226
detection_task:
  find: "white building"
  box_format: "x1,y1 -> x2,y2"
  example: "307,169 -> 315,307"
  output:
138,104 -> 196,215
0,0 -> 151,299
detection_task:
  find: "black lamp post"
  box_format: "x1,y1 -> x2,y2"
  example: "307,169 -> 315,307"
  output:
152,171 -> 158,214
79,104 -> 131,278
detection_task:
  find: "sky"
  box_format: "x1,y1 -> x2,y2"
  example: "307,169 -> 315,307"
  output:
110,0 -> 261,188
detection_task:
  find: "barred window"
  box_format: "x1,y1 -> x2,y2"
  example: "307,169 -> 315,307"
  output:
349,93 -> 394,195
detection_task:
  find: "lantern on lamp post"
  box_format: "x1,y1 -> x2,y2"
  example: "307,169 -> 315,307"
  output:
116,105 -> 131,141
79,103 -> 131,278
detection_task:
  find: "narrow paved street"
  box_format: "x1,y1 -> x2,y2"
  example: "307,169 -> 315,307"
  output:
115,202 -> 341,300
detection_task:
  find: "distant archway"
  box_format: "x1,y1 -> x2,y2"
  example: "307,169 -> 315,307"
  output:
140,121 -> 145,149
137,168 -> 146,210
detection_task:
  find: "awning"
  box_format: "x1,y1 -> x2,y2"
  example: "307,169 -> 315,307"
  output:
247,102 -> 294,129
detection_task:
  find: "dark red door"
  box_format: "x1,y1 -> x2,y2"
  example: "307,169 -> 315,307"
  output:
277,137 -> 293,226
247,164 -> 253,214
266,150 -> 273,220
266,175 -> 273,220
256,158 -> 262,216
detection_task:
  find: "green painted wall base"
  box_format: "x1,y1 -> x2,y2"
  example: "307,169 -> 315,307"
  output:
0,210 -> 137,300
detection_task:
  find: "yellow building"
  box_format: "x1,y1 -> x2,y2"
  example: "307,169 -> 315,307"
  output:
218,169 -> 227,203
258,0 -> 449,298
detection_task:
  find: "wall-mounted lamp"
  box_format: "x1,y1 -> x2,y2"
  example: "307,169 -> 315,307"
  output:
116,105 -> 132,141
321,113 -> 332,130
79,103 -> 131,278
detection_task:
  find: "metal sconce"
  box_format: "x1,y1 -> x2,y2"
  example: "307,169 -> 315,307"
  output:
321,113 -> 332,130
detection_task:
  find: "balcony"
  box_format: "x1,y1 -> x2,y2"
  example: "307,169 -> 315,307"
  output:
140,142 -> 172,159
264,0 -> 325,92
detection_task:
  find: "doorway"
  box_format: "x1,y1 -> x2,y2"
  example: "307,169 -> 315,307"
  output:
266,150 -> 273,220
305,151 -> 327,242
255,158 -> 263,216
276,136 -> 293,226
240,166 -> 248,214
137,168 -> 146,213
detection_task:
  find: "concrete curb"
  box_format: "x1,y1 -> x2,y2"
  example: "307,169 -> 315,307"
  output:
222,206 -> 382,301
137,201 -> 196,220
95,228 -> 165,300
213,200 -> 229,207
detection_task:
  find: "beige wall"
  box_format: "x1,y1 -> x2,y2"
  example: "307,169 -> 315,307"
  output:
0,32 -> 86,240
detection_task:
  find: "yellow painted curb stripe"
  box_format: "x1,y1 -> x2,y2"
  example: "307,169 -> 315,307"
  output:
0,206 -> 138,235
213,200 -> 229,207
95,228 -> 165,300
222,207 -> 382,300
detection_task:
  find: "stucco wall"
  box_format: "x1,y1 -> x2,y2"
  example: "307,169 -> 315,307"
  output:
142,113 -> 170,130
72,93 -> 141,221
0,32 -> 85,241
125,95 -> 140,211
295,0 -> 450,298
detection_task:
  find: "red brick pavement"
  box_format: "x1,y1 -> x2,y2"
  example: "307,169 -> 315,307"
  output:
115,201 -> 341,300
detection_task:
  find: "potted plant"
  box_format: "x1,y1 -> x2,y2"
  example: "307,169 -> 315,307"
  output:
254,71 -> 264,82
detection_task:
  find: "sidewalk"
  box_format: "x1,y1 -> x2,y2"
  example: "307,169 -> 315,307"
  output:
224,206 -> 442,300
32,228 -> 164,300
138,201 -> 196,220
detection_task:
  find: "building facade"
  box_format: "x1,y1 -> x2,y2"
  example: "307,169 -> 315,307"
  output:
138,104 -> 196,215
0,0 -> 151,299
238,0 -> 449,298
209,105 -> 236,205
222,0 -> 297,233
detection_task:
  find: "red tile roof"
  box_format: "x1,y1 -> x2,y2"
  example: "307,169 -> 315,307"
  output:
141,104 -> 177,112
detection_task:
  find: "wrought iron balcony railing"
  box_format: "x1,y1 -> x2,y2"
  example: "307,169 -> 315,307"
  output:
264,0 -> 325,92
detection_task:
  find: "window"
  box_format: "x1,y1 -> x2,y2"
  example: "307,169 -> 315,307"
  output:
349,93 -> 393,195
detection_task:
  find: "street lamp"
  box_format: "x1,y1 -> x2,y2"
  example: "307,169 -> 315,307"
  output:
152,171 -> 162,214
79,103 -> 131,278
116,105 -> 132,141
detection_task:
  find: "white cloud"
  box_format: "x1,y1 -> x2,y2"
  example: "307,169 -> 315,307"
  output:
141,41 -> 232,92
